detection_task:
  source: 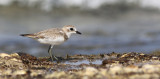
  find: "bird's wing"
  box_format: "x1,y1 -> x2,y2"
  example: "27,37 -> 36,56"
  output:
34,28 -> 65,39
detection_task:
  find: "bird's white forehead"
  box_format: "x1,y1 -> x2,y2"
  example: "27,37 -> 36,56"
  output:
63,25 -> 75,29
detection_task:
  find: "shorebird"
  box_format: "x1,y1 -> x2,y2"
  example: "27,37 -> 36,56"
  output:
20,25 -> 81,61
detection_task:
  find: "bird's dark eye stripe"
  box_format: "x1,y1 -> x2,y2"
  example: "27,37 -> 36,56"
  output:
70,28 -> 74,31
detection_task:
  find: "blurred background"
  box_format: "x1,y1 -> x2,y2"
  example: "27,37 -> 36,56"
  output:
0,0 -> 160,57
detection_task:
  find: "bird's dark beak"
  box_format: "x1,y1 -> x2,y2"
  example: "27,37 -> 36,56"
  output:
76,31 -> 82,34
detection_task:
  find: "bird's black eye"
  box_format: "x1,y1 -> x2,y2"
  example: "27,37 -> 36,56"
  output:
70,28 -> 74,31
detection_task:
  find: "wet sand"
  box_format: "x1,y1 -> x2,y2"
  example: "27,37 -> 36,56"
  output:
0,52 -> 159,79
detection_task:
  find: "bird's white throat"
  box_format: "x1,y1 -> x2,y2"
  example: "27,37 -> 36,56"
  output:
65,32 -> 73,38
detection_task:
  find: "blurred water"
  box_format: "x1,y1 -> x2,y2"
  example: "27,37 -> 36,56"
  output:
0,7 -> 160,57
64,60 -> 102,65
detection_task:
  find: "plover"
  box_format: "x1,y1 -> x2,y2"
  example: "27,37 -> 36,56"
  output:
20,25 -> 81,61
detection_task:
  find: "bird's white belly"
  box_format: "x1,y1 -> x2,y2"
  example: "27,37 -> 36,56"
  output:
38,37 -> 65,45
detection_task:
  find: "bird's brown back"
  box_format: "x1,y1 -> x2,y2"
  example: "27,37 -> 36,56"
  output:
21,28 -> 68,40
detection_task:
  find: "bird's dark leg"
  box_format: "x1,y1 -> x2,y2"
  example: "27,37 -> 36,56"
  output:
48,45 -> 58,61
48,45 -> 54,61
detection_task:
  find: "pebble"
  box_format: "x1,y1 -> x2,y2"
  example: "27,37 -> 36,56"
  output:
83,67 -> 98,76
0,53 -> 11,58
109,65 -> 123,75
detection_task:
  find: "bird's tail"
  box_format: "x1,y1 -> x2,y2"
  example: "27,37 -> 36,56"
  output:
20,34 -> 36,38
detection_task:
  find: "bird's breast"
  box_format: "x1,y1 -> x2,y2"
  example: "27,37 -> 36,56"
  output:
37,36 -> 66,45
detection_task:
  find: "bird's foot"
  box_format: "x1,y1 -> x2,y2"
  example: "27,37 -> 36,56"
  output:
49,55 -> 58,62
53,55 -> 58,60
